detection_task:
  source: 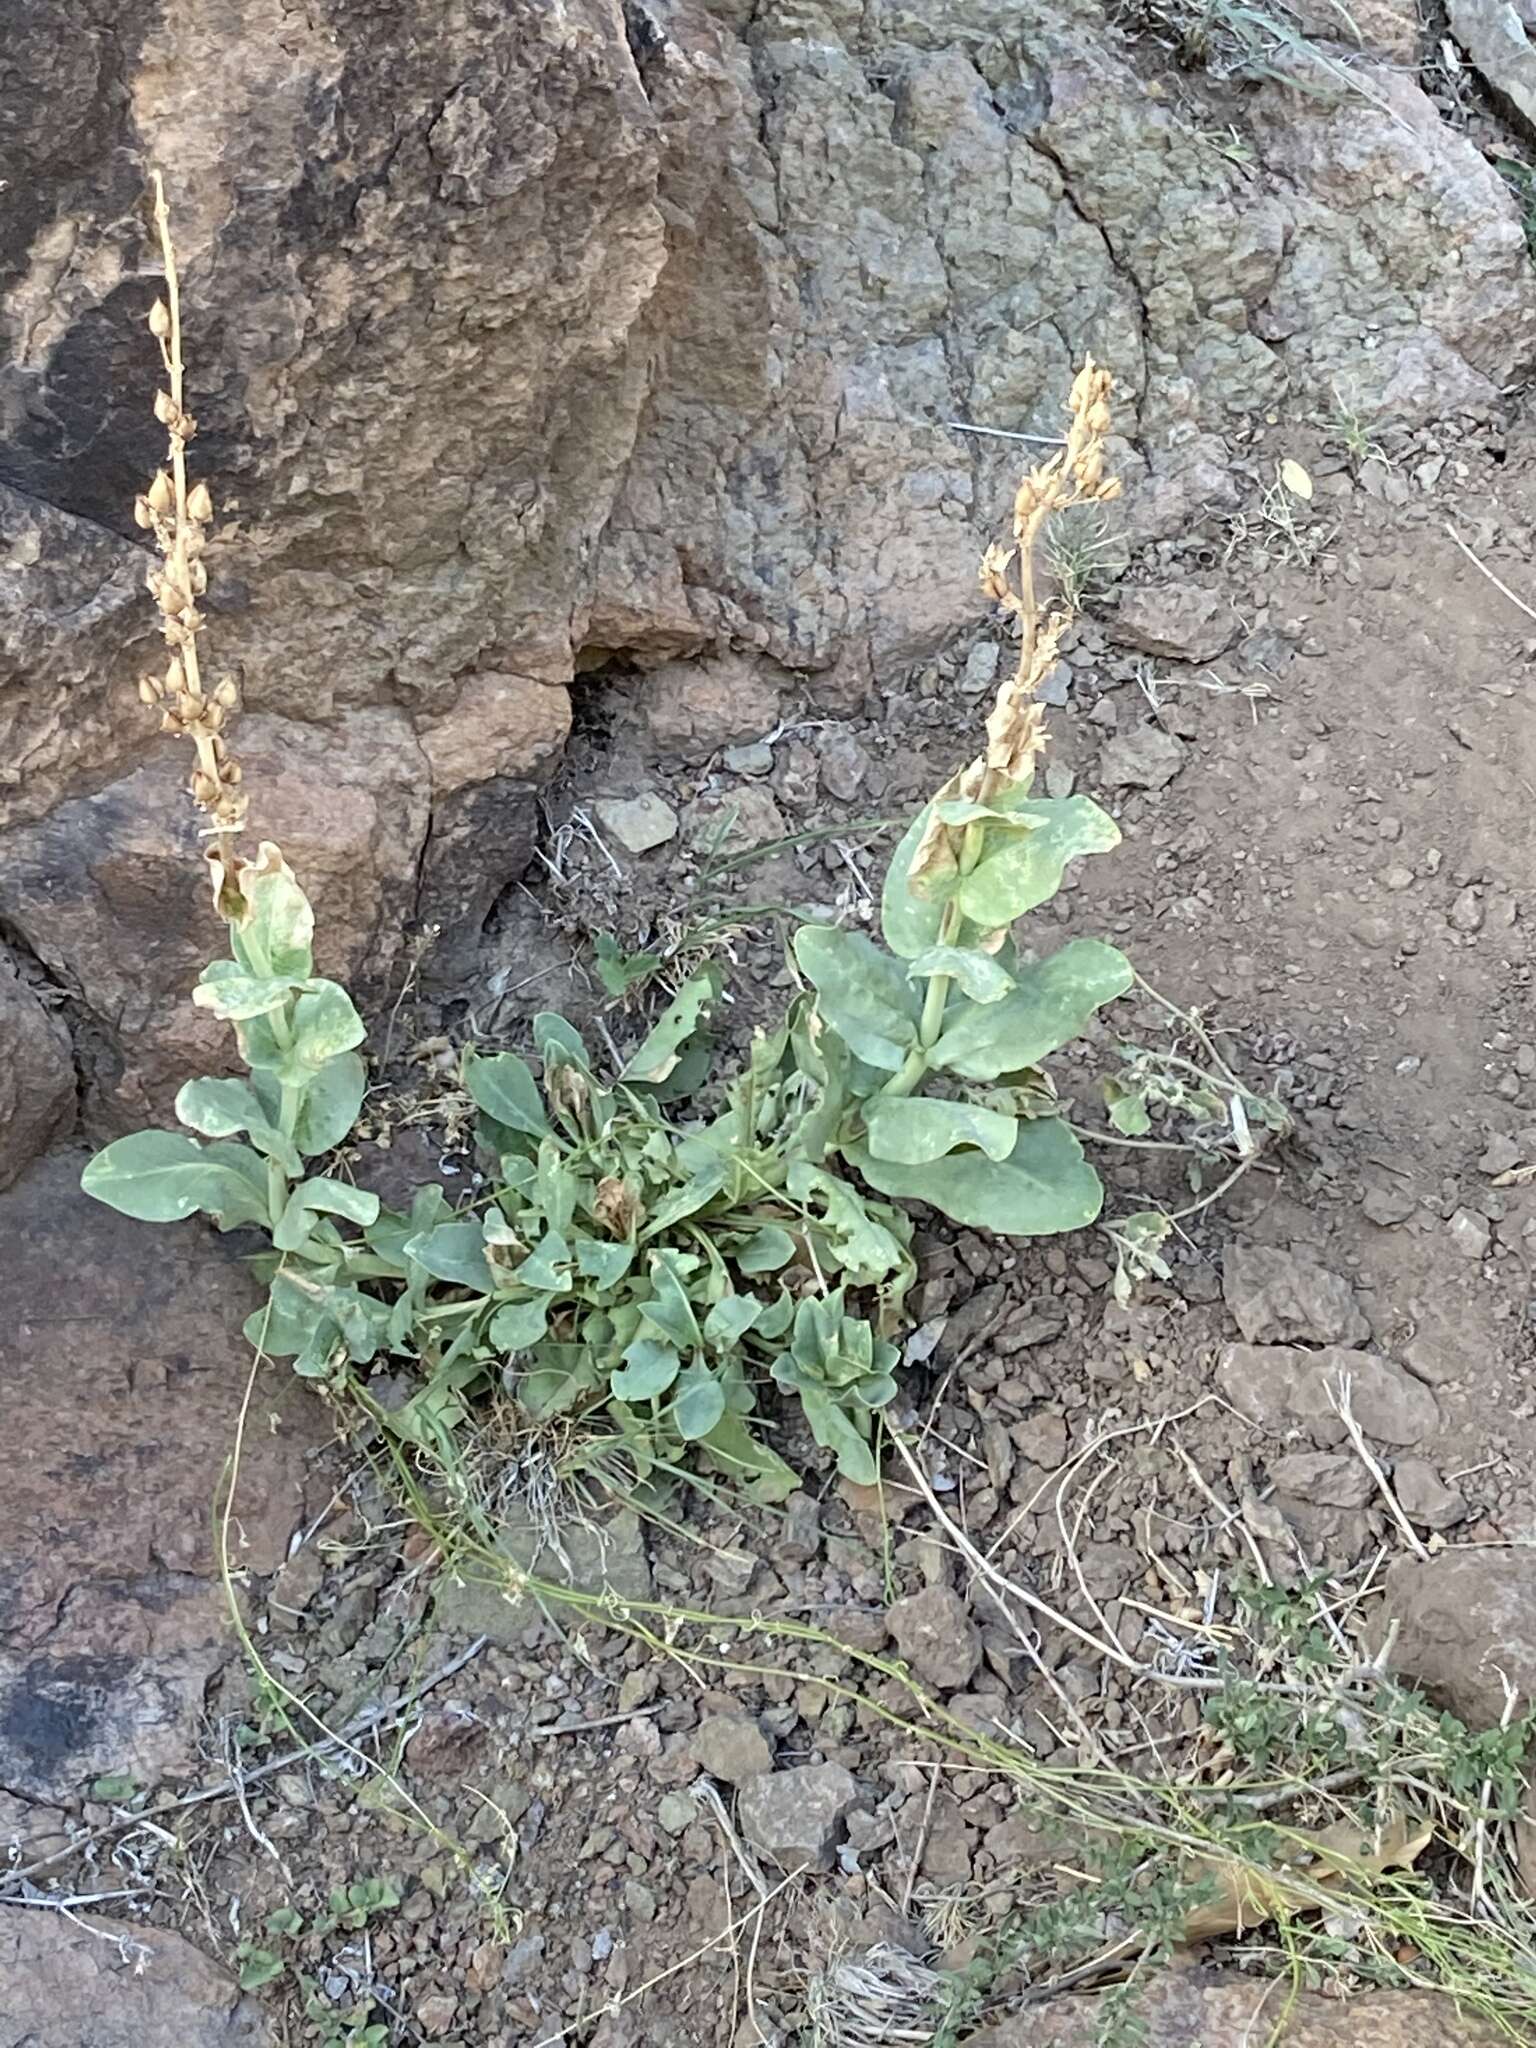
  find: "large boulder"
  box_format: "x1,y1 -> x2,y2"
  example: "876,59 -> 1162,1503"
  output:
0,1910 -> 269,2048
0,1153 -> 322,1799
4,0 -> 1533,1130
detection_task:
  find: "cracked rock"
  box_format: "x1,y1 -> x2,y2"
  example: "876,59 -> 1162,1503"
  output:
1097,724 -> 1188,792
1222,1244 -> 1371,1347
737,1763 -> 860,1872
887,1584 -> 982,1691
1391,1456 -> 1467,1531
0,954 -> 73,1192
1265,1452 -> 1373,1509
1381,1551 -> 1536,1729
1110,584 -> 1237,661
1218,1344 -> 1439,1447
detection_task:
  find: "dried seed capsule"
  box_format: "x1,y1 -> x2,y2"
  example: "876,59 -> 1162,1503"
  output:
157,581 -> 185,616
214,678 -> 239,708
187,481 -> 212,523
165,656 -> 186,694
133,496 -> 154,529
189,560 -> 207,594
153,390 -> 179,426
190,769 -> 216,804
136,676 -> 160,706
147,470 -> 173,515
148,300 -> 171,338
223,762 -> 242,785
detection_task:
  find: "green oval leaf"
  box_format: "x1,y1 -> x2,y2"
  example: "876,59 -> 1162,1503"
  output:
175,1076 -> 303,1174
736,1225 -> 797,1273
489,1298 -> 550,1351
292,1050 -> 367,1156
880,803 -> 943,959
621,969 -> 720,1086
464,1049 -> 549,1137
81,1131 -> 269,1228
673,1363 -> 727,1440
793,925 -> 920,1071
955,796 -> 1121,929
931,938 -> 1133,1081
847,1115 -> 1104,1236
192,964 -> 302,1021
863,1097 -> 1018,1165
402,1220 -> 495,1292
611,1336 -> 682,1401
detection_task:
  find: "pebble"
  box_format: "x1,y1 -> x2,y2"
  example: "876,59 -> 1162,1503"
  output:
1450,886 -> 1484,933
1447,1207 -> 1491,1260
819,731 -> 869,800
1479,1133 -> 1522,1175
691,1714 -> 773,1784
1392,1455 -> 1467,1530
596,792 -> 679,853
725,740 -> 774,777
1362,1182 -> 1416,1227
886,1584 -> 982,1690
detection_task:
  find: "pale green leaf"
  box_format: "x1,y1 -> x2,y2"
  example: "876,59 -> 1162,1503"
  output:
797,1384 -> 877,1485
905,946 -> 1015,1005
736,1225 -> 796,1273
847,1115 -> 1104,1236
515,1229 -> 571,1291
175,1076 -> 302,1174
81,1131 -> 269,1229
575,1238 -> 634,1288
703,1294 -> 761,1349
955,797 -> 1121,930
292,1050 -> 367,1156
611,1336 -> 681,1401
273,1175 -> 380,1252
464,1048 -> 548,1137
621,969 -> 719,1086
402,1220 -> 495,1292
863,1096 -> 1018,1165
931,938 -> 1133,1081
640,1251 -> 704,1349
793,925 -> 920,1071
489,1298 -> 550,1351
192,965 -> 300,1021
673,1363 -> 727,1440
699,1412 -> 798,1503
880,802 -> 943,959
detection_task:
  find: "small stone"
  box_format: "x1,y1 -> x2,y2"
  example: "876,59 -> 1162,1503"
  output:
1447,1207 -> 1491,1261
724,741 -> 774,777
691,1714 -> 773,1784
780,1491 -> 822,1564
1362,1182 -> 1416,1227
596,792 -> 679,854
887,1584 -> 981,1690
1381,864 -> 1415,892
737,1763 -> 860,1871
1479,1133 -> 1522,1175
963,642 -> 1002,694
1450,886 -> 1484,933
1011,1411 -> 1069,1468
416,1992 -> 459,2038
657,1790 -> 697,1835
1111,583 -> 1237,662
1392,1456 -> 1467,1530
819,731 -> 869,800
1043,759 -> 1076,798
1098,725 -> 1187,791
1266,1452 -> 1372,1509
1222,1243 -> 1370,1346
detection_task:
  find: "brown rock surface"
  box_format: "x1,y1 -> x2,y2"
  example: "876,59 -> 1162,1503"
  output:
969,1969 -> 1509,2046
1380,1550 -> 1536,1730
0,952 -> 73,1187
0,1908 -> 269,2048
0,1153 -> 322,1798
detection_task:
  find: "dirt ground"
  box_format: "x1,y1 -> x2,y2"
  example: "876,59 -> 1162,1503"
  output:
9,381 -> 1533,2047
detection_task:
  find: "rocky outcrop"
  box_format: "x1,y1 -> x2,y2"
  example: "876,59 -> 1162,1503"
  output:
4,0 -> 1534,1122
0,1910 -> 269,2048
0,1152 -> 321,1799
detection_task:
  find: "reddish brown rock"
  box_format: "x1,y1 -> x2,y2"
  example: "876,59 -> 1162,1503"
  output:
0,1152 -> 323,1798
0,1908 -> 269,2048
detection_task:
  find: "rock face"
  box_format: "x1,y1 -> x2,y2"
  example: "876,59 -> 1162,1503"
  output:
969,1967 -> 1510,2046
5,0 -> 1535,1125
1380,1551 -> 1536,1730
0,1153 -> 320,1800
0,952 -> 73,1187
1222,1245 -> 1371,1347
0,1909 -> 270,2048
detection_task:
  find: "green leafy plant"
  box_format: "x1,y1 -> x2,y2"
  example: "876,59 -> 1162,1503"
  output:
82,271 -> 1266,1502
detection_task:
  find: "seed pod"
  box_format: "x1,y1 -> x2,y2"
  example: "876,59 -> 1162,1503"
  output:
190,768 -> 216,804
176,691 -> 201,721
223,762 -> 242,786
137,676 -> 160,706
147,470 -> 173,515
164,655 -> 186,695
157,581 -> 185,616
148,300 -> 171,338
153,390 -> 179,426
133,496 -> 154,529
214,678 -> 239,709
160,710 -> 180,734
189,560 -> 207,594
187,481 -> 212,523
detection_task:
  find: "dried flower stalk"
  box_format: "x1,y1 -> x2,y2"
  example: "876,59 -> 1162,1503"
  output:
910,357 -> 1122,915
133,173 -> 246,861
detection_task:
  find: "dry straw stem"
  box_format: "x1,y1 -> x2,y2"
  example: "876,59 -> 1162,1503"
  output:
910,358 -> 1122,927
133,173 -> 246,866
